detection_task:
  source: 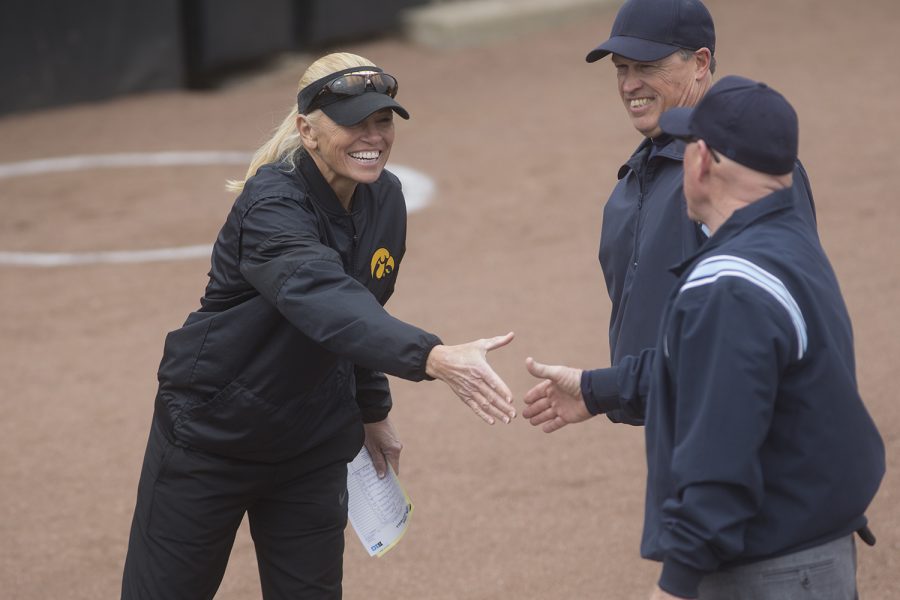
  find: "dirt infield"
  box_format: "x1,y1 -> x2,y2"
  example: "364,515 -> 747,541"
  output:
1,0 -> 898,598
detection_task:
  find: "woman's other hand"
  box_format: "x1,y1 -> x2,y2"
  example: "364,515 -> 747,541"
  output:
363,416 -> 402,479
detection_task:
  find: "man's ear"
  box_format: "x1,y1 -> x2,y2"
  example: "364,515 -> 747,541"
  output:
693,47 -> 712,79
696,140 -> 715,179
297,114 -> 317,151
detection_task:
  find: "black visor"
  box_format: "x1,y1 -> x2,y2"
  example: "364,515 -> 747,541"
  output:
297,66 -> 410,126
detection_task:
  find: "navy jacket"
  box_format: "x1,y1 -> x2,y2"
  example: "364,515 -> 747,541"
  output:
152,154 -> 441,462
593,136 -> 817,424
588,188 -> 884,598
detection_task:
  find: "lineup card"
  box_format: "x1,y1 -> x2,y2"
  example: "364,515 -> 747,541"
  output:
346,446 -> 414,557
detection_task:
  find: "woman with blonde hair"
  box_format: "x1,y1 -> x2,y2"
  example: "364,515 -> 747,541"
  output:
121,52 -> 515,599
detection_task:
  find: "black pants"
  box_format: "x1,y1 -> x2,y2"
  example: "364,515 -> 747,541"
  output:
121,417 -> 364,600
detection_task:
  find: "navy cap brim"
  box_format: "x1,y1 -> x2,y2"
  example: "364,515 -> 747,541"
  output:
586,36 -> 681,63
320,93 -> 410,127
658,106 -> 696,138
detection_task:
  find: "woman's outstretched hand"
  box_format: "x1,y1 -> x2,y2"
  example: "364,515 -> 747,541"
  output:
425,332 -> 516,425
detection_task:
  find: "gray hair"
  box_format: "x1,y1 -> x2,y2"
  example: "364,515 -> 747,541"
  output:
678,47 -> 717,75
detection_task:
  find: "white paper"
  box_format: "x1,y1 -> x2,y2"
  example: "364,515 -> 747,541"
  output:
346,446 -> 413,557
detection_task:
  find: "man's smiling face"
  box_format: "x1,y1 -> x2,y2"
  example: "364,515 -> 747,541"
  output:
612,50 -> 707,139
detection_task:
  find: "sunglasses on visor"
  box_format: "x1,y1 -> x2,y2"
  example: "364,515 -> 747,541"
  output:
306,72 -> 399,113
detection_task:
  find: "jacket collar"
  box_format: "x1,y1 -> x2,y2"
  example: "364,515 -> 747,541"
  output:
671,187 -> 795,276
297,151 -> 359,215
617,134 -> 685,180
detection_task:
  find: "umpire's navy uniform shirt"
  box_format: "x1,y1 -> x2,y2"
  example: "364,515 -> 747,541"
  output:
594,136 -> 817,424
153,154 -> 441,463
591,188 -> 884,597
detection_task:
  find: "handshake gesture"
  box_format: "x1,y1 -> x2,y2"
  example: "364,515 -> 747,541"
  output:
421,332 -> 591,431
366,335 -> 590,481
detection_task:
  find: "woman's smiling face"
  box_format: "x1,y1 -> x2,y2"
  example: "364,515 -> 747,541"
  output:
299,108 -> 395,205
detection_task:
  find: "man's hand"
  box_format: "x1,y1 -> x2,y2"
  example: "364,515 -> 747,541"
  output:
363,416 -> 402,479
522,357 -> 591,433
425,332 -> 516,425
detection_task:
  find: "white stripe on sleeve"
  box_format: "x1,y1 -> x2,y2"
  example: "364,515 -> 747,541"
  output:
680,255 -> 807,359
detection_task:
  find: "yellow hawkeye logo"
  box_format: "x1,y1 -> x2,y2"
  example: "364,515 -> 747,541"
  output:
370,248 -> 395,280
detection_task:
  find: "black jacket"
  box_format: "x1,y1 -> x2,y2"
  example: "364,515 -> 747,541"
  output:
153,153 -> 441,462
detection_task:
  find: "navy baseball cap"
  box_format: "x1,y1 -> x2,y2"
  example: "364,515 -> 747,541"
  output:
659,75 -> 799,175
586,0 -> 715,63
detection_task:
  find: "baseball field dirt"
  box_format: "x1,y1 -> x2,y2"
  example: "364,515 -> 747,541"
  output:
1,0 -> 898,598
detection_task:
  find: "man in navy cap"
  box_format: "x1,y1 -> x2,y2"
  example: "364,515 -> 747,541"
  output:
521,0 -> 817,427
524,76 -> 884,599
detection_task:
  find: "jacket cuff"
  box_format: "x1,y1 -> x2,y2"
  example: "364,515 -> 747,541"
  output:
360,403 -> 391,423
580,367 -> 621,415
418,335 -> 443,381
659,557 -> 705,599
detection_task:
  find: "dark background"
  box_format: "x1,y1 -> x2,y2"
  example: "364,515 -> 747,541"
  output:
1,0 -> 428,115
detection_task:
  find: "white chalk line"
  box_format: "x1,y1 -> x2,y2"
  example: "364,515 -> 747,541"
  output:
0,151 -> 253,179
0,245 -> 216,267
0,152 -> 434,267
